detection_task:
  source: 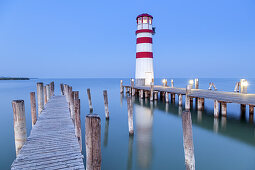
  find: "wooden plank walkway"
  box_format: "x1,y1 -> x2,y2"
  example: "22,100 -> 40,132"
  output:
11,95 -> 85,170
126,85 -> 255,105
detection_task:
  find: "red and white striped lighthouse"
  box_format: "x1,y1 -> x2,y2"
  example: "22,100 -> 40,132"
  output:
135,13 -> 155,86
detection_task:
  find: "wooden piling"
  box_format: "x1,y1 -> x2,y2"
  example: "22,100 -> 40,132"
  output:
181,110 -> 195,170
241,104 -> 246,115
87,88 -> 93,112
70,91 -> 75,121
120,80 -> 124,93
85,114 -> 101,170
103,90 -> 109,119
197,98 -> 202,111
214,100 -> 219,117
131,79 -> 134,96
195,78 -> 199,89
43,86 -> 47,105
36,82 -> 44,115
30,92 -> 37,126
185,85 -> 192,110
178,94 -> 182,106
171,93 -> 175,103
68,86 -> 73,109
144,91 -> 148,98
221,102 -> 227,117
154,91 -> 158,100
150,83 -> 154,101
140,89 -> 144,99
74,98 -> 82,151
50,81 -> 54,97
60,83 -> 64,95
171,79 -> 174,87
12,100 -> 27,156
127,97 -> 134,135
165,92 -> 169,103
249,105 -> 254,117
46,84 -> 50,102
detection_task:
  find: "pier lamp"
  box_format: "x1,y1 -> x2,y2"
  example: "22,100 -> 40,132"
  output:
162,79 -> 167,87
240,79 -> 248,94
189,79 -> 194,89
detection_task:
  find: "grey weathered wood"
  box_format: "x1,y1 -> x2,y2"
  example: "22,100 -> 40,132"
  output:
171,93 -> 175,103
68,86 -> 72,109
74,98 -> 82,151
171,79 -> 174,87
127,97 -> 134,135
140,89 -> 144,99
87,88 -> 93,112
11,96 -> 84,170
249,105 -> 254,116
185,85 -> 192,110
120,80 -> 124,93
37,82 -> 44,115
43,86 -> 47,105
165,92 -> 169,103
70,91 -> 75,121
103,90 -> 109,119
214,100 -> 219,117
150,84 -> 154,101
50,81 -> 54,97
30,92 -> 37,126
12,100 -> 27,156
221,102 -> 227,117
60,84 -> 64,95
178,94 -> 182,106
85,114 -> 101,170
182,110 -> 195,170
154,91 -> 158,100
197,98 -> 202,111
46,84 -> 50,102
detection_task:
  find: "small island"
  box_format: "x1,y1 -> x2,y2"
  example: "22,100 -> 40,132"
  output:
0,77 -> 30,80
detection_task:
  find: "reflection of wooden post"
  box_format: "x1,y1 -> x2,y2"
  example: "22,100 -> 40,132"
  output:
37,82 -> 44,115
103,119 -> 109,147
74,98 -> 82,151
12,100 -> 27,156
127,97 -> 134,135
43,86 -> 47,105
30,92 -> 37,126
127,135 -> 134,170
103,90 -> 109,119
182,110 -> 195,170
87,88 -> 93,112
85,114 -> 101,170
60,83 -> 64,95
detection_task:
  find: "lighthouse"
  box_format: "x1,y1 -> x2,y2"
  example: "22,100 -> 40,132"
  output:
135,13 -> 155,86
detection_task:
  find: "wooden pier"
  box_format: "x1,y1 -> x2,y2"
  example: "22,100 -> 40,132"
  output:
122,79 -> 255,118
11,95 -> 84,169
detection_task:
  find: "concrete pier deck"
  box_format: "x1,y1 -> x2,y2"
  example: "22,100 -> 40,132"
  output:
11,96 -> 84,169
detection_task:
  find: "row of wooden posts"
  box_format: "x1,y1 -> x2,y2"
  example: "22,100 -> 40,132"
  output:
120,78 -> 254,119
12,81 -> 55,155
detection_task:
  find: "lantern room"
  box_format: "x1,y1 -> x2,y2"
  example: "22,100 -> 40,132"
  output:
136,13 -> 153,30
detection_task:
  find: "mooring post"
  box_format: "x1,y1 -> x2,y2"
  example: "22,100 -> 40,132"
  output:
87,88 -> 93,112
197,98 -> 202,111
131,79 -> 134,95
64,84 -> 68,99
85,114 -> 101,170
195,78 -> 199,107
201,98 -> 205,110
140,89 -> 144,99
241,104 -> 246,116
74,98 -> 82,151
30,92 -> 37,126
171,93 -> 175,103
68,86 -> 73,109
37,82 -> 44,115
178,94 -> 182,106
47,84 -> 51,101
43,86 -> 47,105
12,100 -> 27,156
50,81 -> 54,97
70,91 -> 75,121
103,90 -> 109,119
182,110 -> 195,170
185,85 -> 192,110
249,105 -> 254,117
190,97 -> 193,108
221,102 -> 227,117
120,80 -> 124,94
214,100 -> 219,117
144,91 -> 148,98
60,83 -> 64,95
165,92 -> 169,103
127,97 -> 134,135
150,83 -> 154,101
171,79 -> 174,87
154,91 -> 158,100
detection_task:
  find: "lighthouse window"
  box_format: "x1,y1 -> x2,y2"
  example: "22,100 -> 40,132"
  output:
143,17 -> 148,23
149,18 -> 152,24
138,17 -> 142,24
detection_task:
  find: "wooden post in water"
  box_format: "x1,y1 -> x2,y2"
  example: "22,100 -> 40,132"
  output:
46,84 -> 50,102
171,79 -> 174,87
241,104 -> 246,116
30,92 -> 37,126
221,102 -> 227,117
150,83 -> 154,101
214,100 -> 219,117
131,79 -> 134,95
43,86 -> 47,105
87,88 -> 93,112
127,97 -> 134,135
64,84 -> 68,100
37,82 -> 44,115
165,92 -> 169,103
171,93 -> 175,103
144,91 -> 148,98
70,91 -> 75,121
74,98 -> 82,151
249,105 -> 254,122
60,84 -> 64,95
120,80 -> 124,93
185,85 -> 192,110
50,81 -> 54,97
194,78 -> 199,89
190,97 -> 193,108
103,90 -> 109,119
140,89 -> 144,99
85,114 -> 101,170
182,110 -> 195,170
178,94 -> 182,106
197,98 -> 203,111
12,100 -> 27,156
154,91 -> 158,100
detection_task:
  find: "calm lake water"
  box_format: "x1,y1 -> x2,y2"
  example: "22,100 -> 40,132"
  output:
1,78 -> 255,170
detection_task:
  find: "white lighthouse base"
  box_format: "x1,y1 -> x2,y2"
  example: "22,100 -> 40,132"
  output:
135,58 -> 154,86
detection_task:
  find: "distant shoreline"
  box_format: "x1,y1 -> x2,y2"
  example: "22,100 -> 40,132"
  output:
0,77 -> 30,80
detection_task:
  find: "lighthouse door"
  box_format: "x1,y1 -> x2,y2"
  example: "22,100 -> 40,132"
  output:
145,72 -> 153,86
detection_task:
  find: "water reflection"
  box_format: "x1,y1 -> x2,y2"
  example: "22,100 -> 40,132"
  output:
103,119 -> 109,147
135,101 -> 153,169
127,135 -> 134,170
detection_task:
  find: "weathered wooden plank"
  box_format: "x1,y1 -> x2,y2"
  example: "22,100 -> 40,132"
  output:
11,96 -> 84,170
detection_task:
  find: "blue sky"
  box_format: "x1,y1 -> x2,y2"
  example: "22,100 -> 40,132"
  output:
0,0 -> 254,78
